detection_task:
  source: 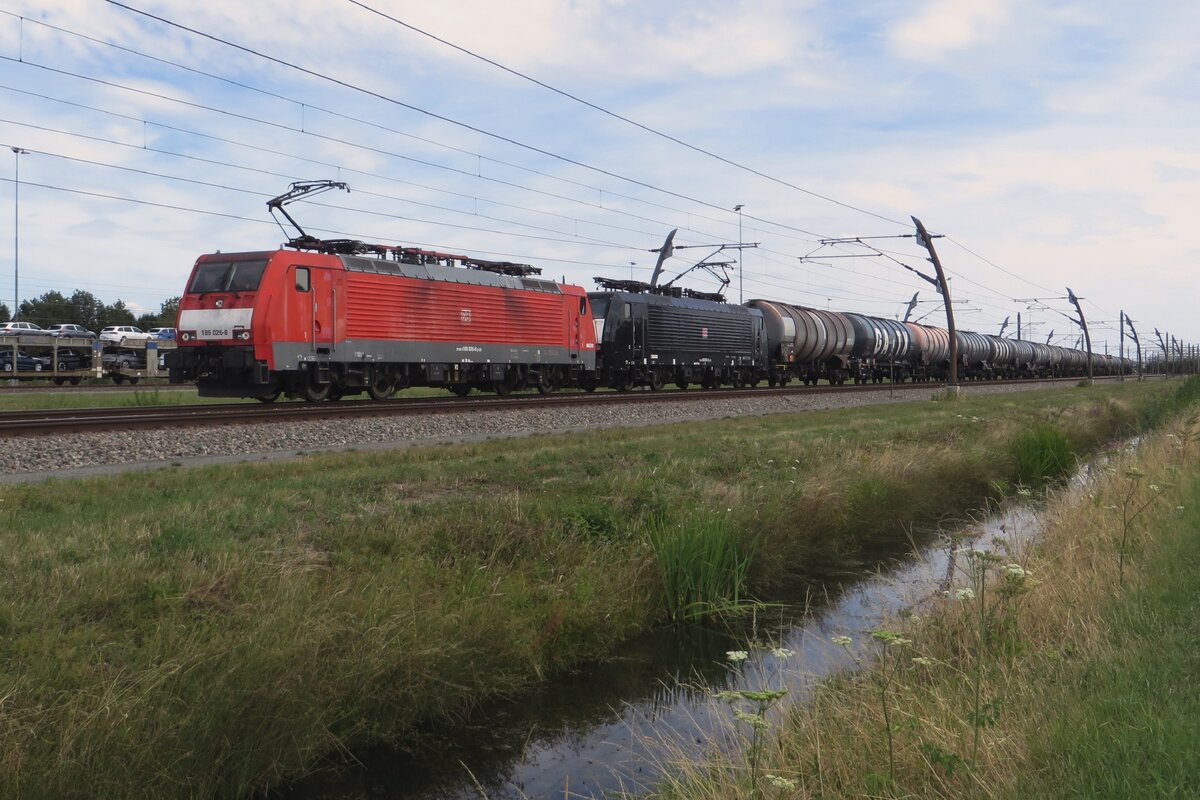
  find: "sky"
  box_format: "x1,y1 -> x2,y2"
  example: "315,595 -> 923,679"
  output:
0,0 -> 1196,355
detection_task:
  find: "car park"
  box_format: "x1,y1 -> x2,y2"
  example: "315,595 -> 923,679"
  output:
99,325 -> 152,345
0,350 -> 44,372
148,327 -> 176,339
45,323 -> 97,339
0,321 -> 47,336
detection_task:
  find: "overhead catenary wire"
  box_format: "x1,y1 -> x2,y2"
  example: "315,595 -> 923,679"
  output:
98,1 -> 835,243
345,0 -> 910,230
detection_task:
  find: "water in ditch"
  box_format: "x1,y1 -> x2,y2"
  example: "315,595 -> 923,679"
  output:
284,460 -> 1108,799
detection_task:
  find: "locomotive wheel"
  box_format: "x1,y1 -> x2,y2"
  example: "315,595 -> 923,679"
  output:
302,377 -> 331,402
450,385 -> 472,397
366,371 -> 396,401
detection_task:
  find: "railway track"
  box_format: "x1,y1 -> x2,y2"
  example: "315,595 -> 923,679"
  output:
0,378 -> 1097,437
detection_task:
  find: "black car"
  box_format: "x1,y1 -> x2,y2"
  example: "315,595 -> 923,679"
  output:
50,349 -> 90,371
0,350 -> 44,372
102,351 -> 146,369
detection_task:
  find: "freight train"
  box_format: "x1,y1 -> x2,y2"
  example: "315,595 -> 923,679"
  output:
170,241 -> 1128,402
170,184 -> 1129,400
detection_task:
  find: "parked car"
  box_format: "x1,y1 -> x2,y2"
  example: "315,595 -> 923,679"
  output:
0,321 -> 47,336
0,350 -> 44,372
102,350 -> 146,384
102,351 -> 147,369
45,323 -> 97,339
147,327 -> 177,339
50,349 -> 89,371
99,325 -> 152,345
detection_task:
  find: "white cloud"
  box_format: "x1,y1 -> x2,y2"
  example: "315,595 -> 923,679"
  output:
889,0 -> 1013,63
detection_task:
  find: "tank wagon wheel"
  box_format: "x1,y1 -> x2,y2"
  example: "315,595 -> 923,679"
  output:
450,385 -> 472,397
366,370 -> 396,401
647,373 -> 663,392
256,390 -> 282,404
492,379 -> 513,397
676,380 -> 689,391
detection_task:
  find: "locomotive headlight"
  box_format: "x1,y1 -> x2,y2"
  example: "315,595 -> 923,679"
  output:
180,330 -> 196,342
234,329 -> 252,342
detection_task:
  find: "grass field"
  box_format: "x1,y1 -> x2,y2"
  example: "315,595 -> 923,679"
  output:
0,379 -> 1177,799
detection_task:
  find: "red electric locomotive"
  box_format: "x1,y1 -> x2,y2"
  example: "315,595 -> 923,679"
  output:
173,182 -> 596,401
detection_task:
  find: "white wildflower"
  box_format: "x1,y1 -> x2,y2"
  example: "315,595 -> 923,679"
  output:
1004,563 -> 1028,579
726,650 -> 749,662
955,587 -> 976,601
830,635 -> 853,647
771,647 -> 796,660
912,656 -> 934,666
765,775 -> 798,790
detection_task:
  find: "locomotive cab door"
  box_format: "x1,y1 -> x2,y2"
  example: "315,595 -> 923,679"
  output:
288,265 -> 335,356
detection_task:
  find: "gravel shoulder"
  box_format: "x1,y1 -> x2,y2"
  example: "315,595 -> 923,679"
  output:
0,380 -> 1090,484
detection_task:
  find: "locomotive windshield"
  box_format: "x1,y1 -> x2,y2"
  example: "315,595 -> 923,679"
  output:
588,296 -> 610,320
188,259 -> 268,293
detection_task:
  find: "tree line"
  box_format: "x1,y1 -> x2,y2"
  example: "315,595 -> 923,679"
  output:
0,291 -> 180,333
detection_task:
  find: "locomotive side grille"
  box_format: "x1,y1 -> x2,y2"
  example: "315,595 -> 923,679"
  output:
342,273 -> 570,345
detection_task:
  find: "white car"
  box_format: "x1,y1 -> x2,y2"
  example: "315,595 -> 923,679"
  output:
99,325 -> 153,345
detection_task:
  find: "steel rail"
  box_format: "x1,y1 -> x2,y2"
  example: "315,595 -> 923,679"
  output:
0,377 -> 1098,437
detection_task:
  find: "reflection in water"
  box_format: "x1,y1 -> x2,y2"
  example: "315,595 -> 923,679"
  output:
283,502 -> 1051,800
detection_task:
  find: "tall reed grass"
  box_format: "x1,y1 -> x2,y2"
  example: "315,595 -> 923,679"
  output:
647,513 -> 755,621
